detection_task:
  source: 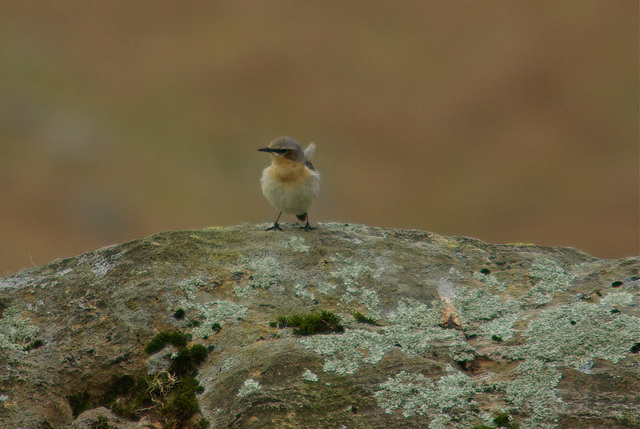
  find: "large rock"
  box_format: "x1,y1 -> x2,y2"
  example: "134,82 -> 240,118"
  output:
0,223 -> 638,429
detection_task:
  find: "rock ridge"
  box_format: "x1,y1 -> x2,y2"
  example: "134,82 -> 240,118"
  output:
0,223 -> 638,428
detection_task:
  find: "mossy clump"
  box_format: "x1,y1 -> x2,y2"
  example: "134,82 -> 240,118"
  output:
145,330 -> 189,354
273,310 -> 343,335
146,335 -> 210,427
173,308 -> 186,319
68,391 -> 93,417
68,330 -> 209,427
103,376 -> 152,420
168,344 -> 209,377
493,412 -> 519,428
353,311 -> 379,325
196,418 -> 210,429
100,375 -> 136,405
472,413 -> 519,429
24,339 -> 44,351
161,376 -> 204,423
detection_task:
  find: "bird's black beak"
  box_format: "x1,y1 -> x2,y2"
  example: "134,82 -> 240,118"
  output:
259,147 -> 288,154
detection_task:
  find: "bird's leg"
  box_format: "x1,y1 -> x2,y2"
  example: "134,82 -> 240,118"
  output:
303,214 -> 315,231
266,212 -> 283,231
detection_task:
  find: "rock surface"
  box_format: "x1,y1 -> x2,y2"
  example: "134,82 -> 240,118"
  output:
0,223 -> 639,429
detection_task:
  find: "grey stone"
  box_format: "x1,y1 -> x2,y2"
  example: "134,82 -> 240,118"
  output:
0,223 -> 638,428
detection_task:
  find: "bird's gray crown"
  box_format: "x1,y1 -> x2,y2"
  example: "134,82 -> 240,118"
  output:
261,136 -> 304,161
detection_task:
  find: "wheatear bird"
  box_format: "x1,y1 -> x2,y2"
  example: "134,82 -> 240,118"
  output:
258,136 -> 320,231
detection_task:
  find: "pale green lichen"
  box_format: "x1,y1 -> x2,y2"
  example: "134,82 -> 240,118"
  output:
330,260 -> 370,287
178,277 -> 213,300
0,307 -> 39,354
477,411 -> 496,427
480,313 -> 519,341
525,290 -> 553,305
303,298 -> 471,373
383,325 -> 459,356
341,285 -> 381,317
283,236 -> 309,253
218,357 -> 236,373
341,286 -> 358,304
77,249 -> 121,277
388,298 -> 443,328
525,257 -> 575,303
301,329 -> 390,375
451,285 -> 517,326
316,282 -> 338,295
448,339 -> 476,363
302,369 -> 318,382
473,271 -> 506,291
0,274 -> 34,290
374,366 -> 478,428
297,268 -> 640,428
507,302 -> 640,367
178,278 -> 248,338
233,284 -> 254,298
246,256 -> 280,289
360,287 -> 381,316
181,300 -> 248,339
505,359 -> 564,429
237,378 -> 262,397
294,284 -> 315,301
600,291 -> 634,307
90,254 -> 117,277
383,298 -> 461,355
448,267 -> 463,277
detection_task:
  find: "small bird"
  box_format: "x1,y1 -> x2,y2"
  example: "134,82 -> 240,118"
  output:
258,136 -> 320,231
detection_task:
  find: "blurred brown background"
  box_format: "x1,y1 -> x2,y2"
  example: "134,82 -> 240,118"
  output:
0,1 -> 638,275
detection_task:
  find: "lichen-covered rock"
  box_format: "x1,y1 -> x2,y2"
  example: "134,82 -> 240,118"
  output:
0,223 -> 638,428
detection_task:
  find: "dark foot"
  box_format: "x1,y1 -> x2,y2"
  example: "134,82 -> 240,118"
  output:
266,212 -> 283,231
303,221 -> 315,231
266,222 -> 283,231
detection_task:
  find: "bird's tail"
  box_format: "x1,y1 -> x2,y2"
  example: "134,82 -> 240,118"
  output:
304,143 -> 316,160
296,213 -> 307,222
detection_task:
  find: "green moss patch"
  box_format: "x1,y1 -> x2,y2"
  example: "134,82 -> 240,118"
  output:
167,343 -> 208,377
145,330 -> 189,354
272,310 -> 344,335
68,391 -> 93,417
353,311 -> 379,325
67,330 -> 209,428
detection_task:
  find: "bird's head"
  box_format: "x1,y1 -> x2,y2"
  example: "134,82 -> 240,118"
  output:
258,136 -> 304,162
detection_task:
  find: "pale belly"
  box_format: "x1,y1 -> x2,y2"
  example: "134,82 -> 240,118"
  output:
261,166 -> 320,215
